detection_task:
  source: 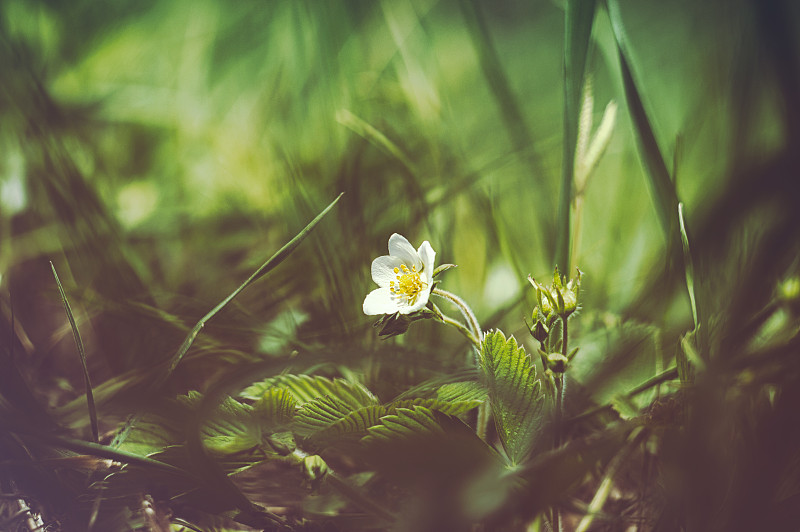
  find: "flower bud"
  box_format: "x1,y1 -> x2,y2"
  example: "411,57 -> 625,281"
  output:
546,353 -> 568,373
373,309 -> 432,338
528,267 -> 582,320
302,454 -> 330,489
530,319 -> 549,343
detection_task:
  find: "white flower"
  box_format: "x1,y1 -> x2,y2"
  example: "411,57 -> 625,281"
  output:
363,233 -> 435,315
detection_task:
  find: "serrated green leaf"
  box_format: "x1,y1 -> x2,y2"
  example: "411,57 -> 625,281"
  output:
305,398 -> 481,448
294,395 -> 363,436
362,407 -> 446,445
391,398 -> 482,417
480,330 -> 545,465
202,397 -> 260,455
273,377 -> 379,439
436,381 -> 488,403
180,392 -> 261,455
310,405 -> 390,445
253,388 -> 297,430
240,374 -> 377,406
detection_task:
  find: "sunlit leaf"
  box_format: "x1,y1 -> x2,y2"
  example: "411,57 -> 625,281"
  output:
436,381 -> 488,403
253,388 -> 297,431
180,392 -> 260,455
362,406 -> 448,445
241,374 -> 377,406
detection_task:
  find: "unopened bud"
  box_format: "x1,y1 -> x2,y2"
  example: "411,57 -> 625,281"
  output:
546,353 -> 568,373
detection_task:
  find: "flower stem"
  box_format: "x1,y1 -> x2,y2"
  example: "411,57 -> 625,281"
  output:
439,314 -> 480,350
552,317 -> 568,532
431,288 -> 489,442
432,288 -> 482,342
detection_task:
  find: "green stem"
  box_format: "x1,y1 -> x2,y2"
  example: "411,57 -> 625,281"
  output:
556,317 -> 568,447
432,288 -> 482,342
431,289 -> 489,442
552,373 -> 564,532
552,317 -> 568,532
439,313 -> 481,351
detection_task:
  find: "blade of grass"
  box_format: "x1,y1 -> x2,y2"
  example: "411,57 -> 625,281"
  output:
678,202 -> 698,330
336,109 -> 417,176
606,0 -> 680,242
335,110 -> 433,234
568,366 -> 679,424
158,192 -> 344,384
575,426 -> 646,532
459,0 -> 546,187
111,193 -> 343,449
50,262 -> 99,443
7,426 -> 188,477
556,0 -> 598,272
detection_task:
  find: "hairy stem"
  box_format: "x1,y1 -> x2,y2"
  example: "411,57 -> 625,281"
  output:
431,288 -> 488,441
432,288 -> 482,342
552,317 -> 569,532
439,313 -> 481,350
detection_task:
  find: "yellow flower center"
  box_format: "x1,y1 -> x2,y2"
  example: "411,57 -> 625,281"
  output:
389,264 -> 426,304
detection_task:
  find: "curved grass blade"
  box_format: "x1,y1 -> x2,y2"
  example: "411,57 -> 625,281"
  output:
606,0 -> 680,241
112,193 -> 343,449
678,202 -> 698,329
459,0 -> 546,183
556,0 -> 599,271
50,261 -> 99,443
12,428 -> 188,477
158,192 -> 344,385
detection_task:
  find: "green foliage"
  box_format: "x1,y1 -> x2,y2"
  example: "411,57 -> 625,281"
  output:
557,0 -> 599,271
436,381 -> 489,403
1,0 -> 798,530
115,413 -> 183,457
253,388 -> 297,430
241,374 -> 483,448
607,0 -> 680,243
181,392 -> 262,455
362,406 -> 449,445
479,330 -> 545,465
294,395 -> 375,436
50,261 -> 99,443
308,405 -> 390,445
241,374 -> 377,405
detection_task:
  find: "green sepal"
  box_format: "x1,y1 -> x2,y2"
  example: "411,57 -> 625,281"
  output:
432,263 -> 457,278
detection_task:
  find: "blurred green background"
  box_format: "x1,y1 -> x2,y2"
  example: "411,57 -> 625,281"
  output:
2,0 -> 799,528
0,0 -> 796,440
0,0 -> 792,422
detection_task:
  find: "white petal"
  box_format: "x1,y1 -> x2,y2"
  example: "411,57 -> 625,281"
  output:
371,255 -> 404,287
417,240 -> 436,282
398,285 -> 432,314
388,233 -> 421,268
363,288 -> 401,315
